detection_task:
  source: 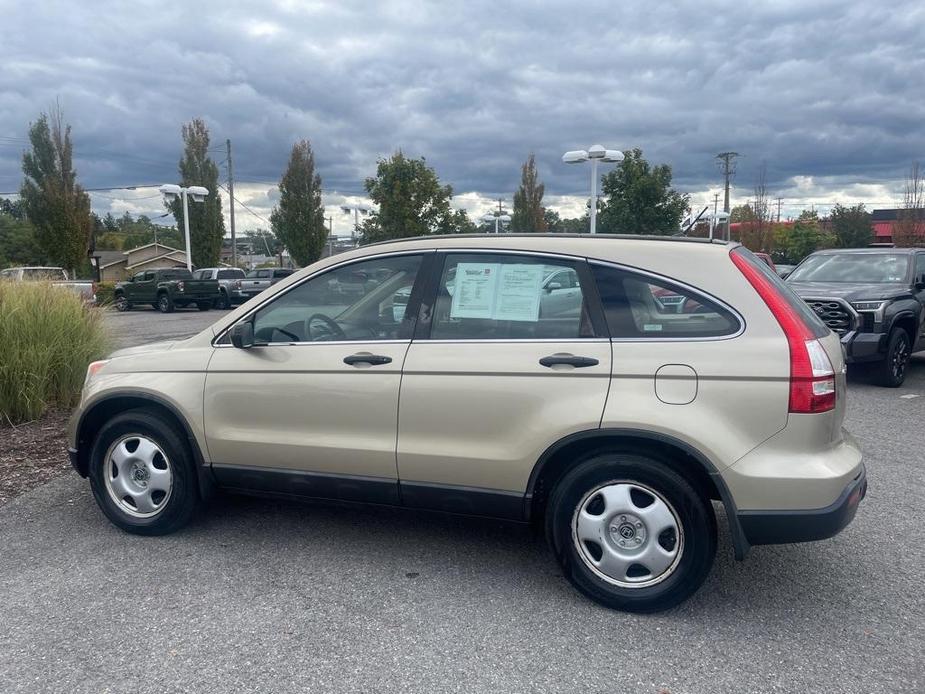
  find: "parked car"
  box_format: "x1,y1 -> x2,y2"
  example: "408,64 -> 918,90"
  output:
0,266 -> 96,303
113,268 -> 220,313
775,264 -> 795,279
68,235 -> 865,613
786,247 -> 925,386
192,267 -> 248,309
239,267 -> 294,299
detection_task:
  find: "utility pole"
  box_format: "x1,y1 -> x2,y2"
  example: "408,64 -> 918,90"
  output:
715,152 -> 739,213
713,193 -> 720,217
776,197 -> 783,223
226,139 -> 237,267
327,215 -> 334,257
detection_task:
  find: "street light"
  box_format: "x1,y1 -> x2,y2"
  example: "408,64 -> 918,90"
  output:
561,144 -> 624,234
159,184 -> 210,271
340,205 -> 371,245
481,213 -> 511,234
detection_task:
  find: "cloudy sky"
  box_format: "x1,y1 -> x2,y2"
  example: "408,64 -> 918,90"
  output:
1,0 -> 923,234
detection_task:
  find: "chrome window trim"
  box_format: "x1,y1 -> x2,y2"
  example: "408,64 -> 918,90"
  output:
211,249 -> 434,347
587,259 -> 746,343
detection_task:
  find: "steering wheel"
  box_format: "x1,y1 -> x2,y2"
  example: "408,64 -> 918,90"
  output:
306,313 -> 347,341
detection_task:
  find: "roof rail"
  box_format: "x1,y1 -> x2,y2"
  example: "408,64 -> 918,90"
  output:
363,233 -> 731,248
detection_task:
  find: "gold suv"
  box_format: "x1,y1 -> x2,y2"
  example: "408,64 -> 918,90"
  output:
68,235 -> 866,612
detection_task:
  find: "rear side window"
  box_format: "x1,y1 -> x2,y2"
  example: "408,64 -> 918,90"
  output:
218,269 -> 244,279
733,247 -> 829,338
591,263 -> 740,339
428,253 -> 597,340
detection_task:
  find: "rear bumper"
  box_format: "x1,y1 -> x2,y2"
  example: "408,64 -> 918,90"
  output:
737,464 -> 867,545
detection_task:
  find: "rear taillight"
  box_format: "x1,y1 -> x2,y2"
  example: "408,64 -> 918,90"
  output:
730,250 -> 836,413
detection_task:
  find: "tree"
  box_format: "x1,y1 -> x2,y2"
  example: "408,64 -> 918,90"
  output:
19,108 -> 93,273
360,152 -> 464,243
729,204 -> 756,223
169,118 -> 225,266
270,140 -> 327,266
510,153 -> 547,232
830,203 -> 872,248
0,208 -> 43,267
894,161 -> 925,247
597,148 -> 689,235
544,209 -> 588,234
776,210 -> 836,263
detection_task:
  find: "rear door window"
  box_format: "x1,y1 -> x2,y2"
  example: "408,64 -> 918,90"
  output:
427,253 -> 598,340
591,263 -> 740,338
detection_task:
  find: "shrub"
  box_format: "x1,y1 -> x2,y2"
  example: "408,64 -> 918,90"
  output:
95,281 -> 117,306
0,281 -> 109,423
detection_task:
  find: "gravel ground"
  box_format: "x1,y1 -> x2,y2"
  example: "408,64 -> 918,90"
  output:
0,311 -> 923,693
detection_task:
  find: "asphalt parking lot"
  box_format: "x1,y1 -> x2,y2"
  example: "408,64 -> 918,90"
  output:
1,310 -> 924,693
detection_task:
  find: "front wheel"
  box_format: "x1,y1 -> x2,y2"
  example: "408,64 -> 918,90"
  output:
157,293 -> 174,313
197,301 -> 211,311
115,294 -> 132,312
87,409 -> 198,535
546,452 -> 716,613
871,328 -> 910,387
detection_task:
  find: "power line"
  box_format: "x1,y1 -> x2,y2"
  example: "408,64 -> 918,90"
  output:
217,183 -> 271,227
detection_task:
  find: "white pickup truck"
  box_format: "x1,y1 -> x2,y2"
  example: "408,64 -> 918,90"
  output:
0,266 -> 96,303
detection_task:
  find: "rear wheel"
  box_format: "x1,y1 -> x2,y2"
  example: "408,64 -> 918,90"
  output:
871,328 -> 910,387
546,452 -> 716,612
157,293 -> 174,313
114,294 -> 132,312
197,301 -> 211,311
215,290 -> 231,310
87,409 -> 198,535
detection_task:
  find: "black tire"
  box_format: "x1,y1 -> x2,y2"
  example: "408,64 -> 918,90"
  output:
87,409 -> 198,535
114,294 -> 132,312
157,293 -> 174,313
546,452 -> 716,613
197,301 -> 211,311
871,328 -> 910,387
215,290 -> 231,310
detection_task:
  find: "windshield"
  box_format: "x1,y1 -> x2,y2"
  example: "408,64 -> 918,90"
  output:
22,268 -> 67,280
788,253 -> 910,284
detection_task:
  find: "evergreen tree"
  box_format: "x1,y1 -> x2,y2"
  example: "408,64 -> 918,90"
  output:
20,108 -> 93,272
270,140 -> 327,266
510,153 -> 547,232
830,203 -> 872,248
169,118 -> 225,267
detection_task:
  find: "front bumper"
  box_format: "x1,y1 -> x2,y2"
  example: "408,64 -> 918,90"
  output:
842,331 -> 886,363
737,464 -> 867,546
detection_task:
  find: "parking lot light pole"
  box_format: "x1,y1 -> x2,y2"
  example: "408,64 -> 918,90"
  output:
159,185 -> 210,271
562,145 -> 624,234
480,213 -> 511,233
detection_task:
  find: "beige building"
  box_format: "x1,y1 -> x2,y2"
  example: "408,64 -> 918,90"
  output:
99,243 -> 188,282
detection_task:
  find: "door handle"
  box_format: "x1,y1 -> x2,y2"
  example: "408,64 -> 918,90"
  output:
539,354 -> 599,368
343,353 -> 393,366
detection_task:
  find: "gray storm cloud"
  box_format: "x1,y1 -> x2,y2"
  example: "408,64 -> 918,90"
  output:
1,0 -> 923,222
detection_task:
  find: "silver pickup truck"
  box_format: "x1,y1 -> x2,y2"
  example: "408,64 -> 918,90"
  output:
239,267 -> 295,299
192,267 -> 248,309
0,266 -> 95,302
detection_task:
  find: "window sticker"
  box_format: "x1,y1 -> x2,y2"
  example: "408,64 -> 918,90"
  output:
449,263 -> 546,322
493,264 -> 544,321
450,263 -> 500,319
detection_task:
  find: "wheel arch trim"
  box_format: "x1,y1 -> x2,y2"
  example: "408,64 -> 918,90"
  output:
74,390 -> 215,500
525,427 -> 750,559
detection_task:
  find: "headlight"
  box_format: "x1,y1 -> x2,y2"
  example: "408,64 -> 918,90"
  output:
851,301 -> 887,312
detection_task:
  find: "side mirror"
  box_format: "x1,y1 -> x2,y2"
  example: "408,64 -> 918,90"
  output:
915,274 -> 925,290
230,322 -> 255,349
546,282 -> 562,293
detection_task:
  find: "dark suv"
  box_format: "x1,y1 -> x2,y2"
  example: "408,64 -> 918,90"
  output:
787,248 -> 925,386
